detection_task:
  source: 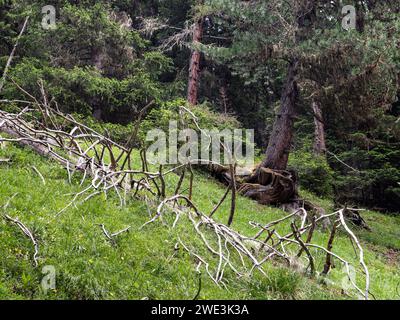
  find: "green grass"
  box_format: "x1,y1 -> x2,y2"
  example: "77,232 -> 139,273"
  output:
0,143 -> 399,300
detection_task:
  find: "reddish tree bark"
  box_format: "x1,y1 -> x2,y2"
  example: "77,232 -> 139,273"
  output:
261,59 -> 299,170
187,18 -> 203,105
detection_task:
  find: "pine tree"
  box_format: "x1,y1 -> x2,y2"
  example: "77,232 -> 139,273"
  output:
199,0 -> 399,171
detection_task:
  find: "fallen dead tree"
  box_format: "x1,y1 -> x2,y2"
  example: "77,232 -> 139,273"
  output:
140,194 -> 370,299
0,106 -> 156,211
0,87 -> 371,299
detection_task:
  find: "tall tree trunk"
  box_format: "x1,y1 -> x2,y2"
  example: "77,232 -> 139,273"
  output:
355,1 -> 366,32
219,84 -> 230,115
187,17 -> 203,105
261,58 -> 299,170
312,100 -> 326,156
261,0 -> 315,170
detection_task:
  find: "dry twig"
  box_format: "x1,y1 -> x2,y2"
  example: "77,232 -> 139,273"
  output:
3,214 -> 39,267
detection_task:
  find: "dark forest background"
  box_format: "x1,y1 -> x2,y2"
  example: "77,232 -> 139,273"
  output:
1,0 -> 399,212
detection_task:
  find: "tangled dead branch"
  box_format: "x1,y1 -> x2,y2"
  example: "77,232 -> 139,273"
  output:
137,17 -> 194,52
140,195 -> 370,299
0,105 -> 159,214
0,84 -> 371,299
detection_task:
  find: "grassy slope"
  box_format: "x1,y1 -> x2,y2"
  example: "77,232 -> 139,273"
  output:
0,143 -> 399,300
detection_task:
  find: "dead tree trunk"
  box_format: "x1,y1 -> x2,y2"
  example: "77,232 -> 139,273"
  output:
0,17 -> 29,94
187,17 -> 203,105
261,58 -> 299,170
219,85 -> 229,115
0,123 -> 68,167
312,100 -> 326,156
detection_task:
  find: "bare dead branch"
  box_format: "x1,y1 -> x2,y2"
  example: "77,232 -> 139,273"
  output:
291,222 -> 315,276
3,214 -> 39,267
31,166 -> 46,185
322,220 -> 339,275
98,224 -> 131,246
227,164 -> 237,227
209,186 -> 230,218
0,17 -> 30,93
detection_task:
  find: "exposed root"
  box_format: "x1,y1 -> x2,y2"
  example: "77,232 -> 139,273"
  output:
209,165 -> 297,205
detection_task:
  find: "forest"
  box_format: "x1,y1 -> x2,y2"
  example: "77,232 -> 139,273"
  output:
0,0 -> 399,302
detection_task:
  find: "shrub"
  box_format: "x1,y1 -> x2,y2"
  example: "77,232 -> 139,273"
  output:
140,98 -> 241,135
289,149 -> 334,197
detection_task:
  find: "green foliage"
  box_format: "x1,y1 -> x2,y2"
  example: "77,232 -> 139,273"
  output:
1,1 -> 174,123
289,148 -> 334,197
139,98 -> 241,140
70,113 -> 134,144
332,147 -> 400,211
3,58 -> 168,122
143,99 -> 240,131
327,109 -> 400,211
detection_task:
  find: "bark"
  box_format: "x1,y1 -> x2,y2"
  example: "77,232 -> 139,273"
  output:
261,59 -> 299,170
187,18 -> 203,105
239,168 -> 297,205
312,100 -> 326,156
208,164 -> 297,205
322,222 -> 338,275
261,0 -> 316,170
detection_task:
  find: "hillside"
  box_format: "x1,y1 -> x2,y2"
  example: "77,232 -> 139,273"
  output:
0,0 -> 400,303
1,143 -> 399,300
